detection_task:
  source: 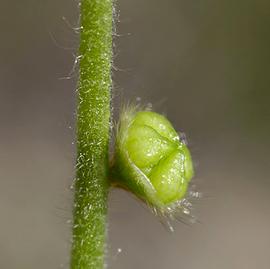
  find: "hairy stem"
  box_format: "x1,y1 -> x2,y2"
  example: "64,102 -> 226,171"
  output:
71,0 -> 113,268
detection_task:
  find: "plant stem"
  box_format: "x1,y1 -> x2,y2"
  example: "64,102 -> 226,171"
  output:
71,1 -> 113,268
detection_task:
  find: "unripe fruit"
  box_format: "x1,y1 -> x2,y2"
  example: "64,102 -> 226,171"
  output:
111,106 -> 194,210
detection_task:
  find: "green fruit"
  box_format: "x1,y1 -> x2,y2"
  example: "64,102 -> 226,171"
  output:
111,105 -> 194,209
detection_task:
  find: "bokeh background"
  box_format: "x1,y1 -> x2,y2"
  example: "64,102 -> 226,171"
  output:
1,0 -> 270,268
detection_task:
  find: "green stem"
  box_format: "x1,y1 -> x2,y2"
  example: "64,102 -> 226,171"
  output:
71,1 -> 113,268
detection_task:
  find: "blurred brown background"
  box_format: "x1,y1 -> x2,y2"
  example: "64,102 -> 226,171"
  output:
0,0 -> 270,268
